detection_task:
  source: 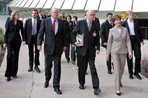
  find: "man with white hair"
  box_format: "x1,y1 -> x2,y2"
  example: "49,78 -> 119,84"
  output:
37,8 -> 67,95
71,10 -> 101,95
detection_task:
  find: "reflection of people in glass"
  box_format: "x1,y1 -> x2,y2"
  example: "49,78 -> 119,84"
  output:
107,15 -> 132,96
3,11 -> 25,81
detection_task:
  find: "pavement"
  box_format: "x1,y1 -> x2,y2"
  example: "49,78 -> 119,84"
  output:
0,15 -> 148,98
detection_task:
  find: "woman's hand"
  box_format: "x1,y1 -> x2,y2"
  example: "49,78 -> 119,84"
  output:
3,43 -> 7,48
129,53 -> 132,59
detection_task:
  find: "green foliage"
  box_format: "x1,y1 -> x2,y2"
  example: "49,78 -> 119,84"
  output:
0,28 -> 4,46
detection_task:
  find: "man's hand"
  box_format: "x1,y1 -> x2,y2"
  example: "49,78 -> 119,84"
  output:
142,41 -> 144,45
22,41 -> 26,46
106,55 -> 110,61
38,46 -> 42,51
3,43 -> 7,48
75,42 -> 81,47
63,47 -> 66,51
96,50 -> 100,54
103,42 -> 107,46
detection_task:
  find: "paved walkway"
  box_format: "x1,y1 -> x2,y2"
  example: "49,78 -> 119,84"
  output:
0,16 -> 148,98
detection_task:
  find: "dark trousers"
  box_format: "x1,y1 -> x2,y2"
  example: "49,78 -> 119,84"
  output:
107,54 -> 112,71
71,44 -> 76,62
65,42 -> 70,61
77,54 -> 99,89
28,36 -> 40,68
127,35 -> 141,75
5,42 -> 21,77
45,54 -> 61,88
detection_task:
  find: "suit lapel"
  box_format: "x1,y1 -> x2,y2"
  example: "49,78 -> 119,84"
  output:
56,19 -> 60,36
49,18 -> 54,34
84,20 -> 90,33
125,20 -> 130,35
29,19 -> 32,32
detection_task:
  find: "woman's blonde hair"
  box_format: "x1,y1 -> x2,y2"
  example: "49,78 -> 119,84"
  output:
127,10 -> 134,16
10,11 -> 19,20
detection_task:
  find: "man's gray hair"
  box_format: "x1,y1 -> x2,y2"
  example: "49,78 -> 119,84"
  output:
50,8 -> 58,13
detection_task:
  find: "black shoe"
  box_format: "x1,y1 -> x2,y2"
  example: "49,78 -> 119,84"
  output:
44,81 -> 49,88
34,66 -> 41,73
72,61 -> 75,65
79,84 -> 84,90
129,74 -> 133,79
134,73 -> 142,80
67,60 -> 70,63
28,67 -> 33,72
54,88 -> 62,94
7,77 -> 11,81
12,76 -> 17,78
108,70 -> 112,74
94,88 -> 101,95
116,92 -> 121,96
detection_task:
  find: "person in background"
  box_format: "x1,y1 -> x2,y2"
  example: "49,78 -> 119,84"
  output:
71,10 -> 101,95
3,11 -> 25,81
100,13 -> 114,74
65,15 -> 75,64
47,12 -> 51,17
122,10 -> 144,80
37,10 -> 43,20
107,15 -> 132,96
24,10 -> 42,73
42,11 -> 47,19
37,8 -> 67,95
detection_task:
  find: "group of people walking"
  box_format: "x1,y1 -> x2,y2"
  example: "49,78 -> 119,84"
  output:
3,7 -> 144,96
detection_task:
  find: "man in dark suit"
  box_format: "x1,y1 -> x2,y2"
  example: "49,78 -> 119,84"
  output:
100,13 -> 114,74
37,8 -> 67,95
24,10 -> 42,73
71,10 -> 101,95
37,10 -> 43,20
41,11 -> 47,19
122,10 -> 144,80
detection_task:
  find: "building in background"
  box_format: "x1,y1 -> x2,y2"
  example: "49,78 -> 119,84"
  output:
0,0 -> 12,15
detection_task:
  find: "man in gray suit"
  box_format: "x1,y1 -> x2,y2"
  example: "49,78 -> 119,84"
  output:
37,8 -> 67,95
71,10 -> 101,95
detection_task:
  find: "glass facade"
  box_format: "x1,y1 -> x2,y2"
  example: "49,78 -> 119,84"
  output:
0,0 -> 12,15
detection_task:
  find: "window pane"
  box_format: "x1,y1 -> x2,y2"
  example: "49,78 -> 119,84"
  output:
19,0 -> 28,7
43,0 -> 55,9
52,0 -> 65,9
85,0 -> 100,10
133,0 -> 148,12
61,0 -> 75,10
24,0 -> 33,8
115,0 -> 132,11
29,0 -> 40,8
73,0 -> 87,10
99,0 -> 115,11
15,0 -> 24,7
36,0 -> 47,8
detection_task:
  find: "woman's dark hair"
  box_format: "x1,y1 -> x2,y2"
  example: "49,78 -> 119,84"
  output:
112,14 -> 121,22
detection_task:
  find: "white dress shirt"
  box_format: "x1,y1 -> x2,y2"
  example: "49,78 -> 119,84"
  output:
51,17 -> 58,35
127,19 -> 135,35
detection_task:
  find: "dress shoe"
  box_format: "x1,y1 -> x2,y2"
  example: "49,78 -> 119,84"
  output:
44,81 -> 49,88
54,88 -> 62,94
129,74 -> 133,79
79,84 -> 84,90
134,73 -> 142,80
28,67 -> 33,72
72,61 -> 75,65
116,92 -> 121,96
94,88 -> 101,95
12,76 -> 17,78
7,77 -> 11,81
108,70 -> 112,74
34,66 -> 41,73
